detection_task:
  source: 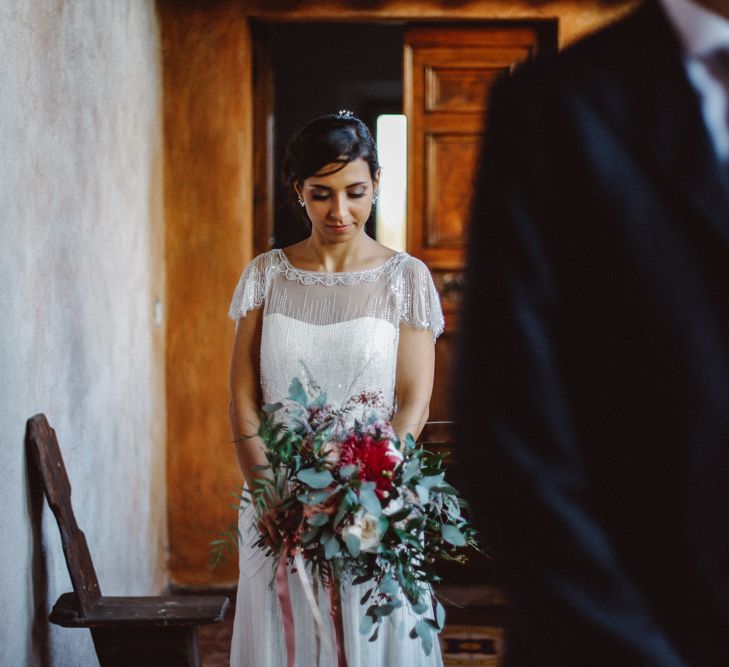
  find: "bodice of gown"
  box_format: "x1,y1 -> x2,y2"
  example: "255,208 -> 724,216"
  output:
229,249 -> 444,416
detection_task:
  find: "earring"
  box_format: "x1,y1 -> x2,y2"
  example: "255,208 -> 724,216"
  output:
372,192 -> 379,205
297,196 -> 305,207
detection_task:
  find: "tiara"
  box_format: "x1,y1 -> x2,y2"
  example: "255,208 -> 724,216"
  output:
336,109 -> 355,119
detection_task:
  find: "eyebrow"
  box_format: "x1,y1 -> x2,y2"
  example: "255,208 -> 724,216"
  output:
307,181 -> 369,190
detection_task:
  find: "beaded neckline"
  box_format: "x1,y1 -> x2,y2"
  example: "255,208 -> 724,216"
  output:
272,248 -> 406,286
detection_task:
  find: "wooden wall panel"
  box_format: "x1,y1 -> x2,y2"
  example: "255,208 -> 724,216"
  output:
159,0 -> 253,587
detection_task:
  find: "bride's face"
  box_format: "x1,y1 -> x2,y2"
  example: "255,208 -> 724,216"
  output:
296,158 -> 379,244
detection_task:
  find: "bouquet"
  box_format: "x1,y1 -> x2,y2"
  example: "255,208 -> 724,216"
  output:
231,377 -> 477,661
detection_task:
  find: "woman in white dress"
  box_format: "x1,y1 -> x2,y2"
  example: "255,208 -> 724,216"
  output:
228,112 -> 444,666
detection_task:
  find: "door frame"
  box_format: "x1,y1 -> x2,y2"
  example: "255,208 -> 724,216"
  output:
249,16 -> 559,257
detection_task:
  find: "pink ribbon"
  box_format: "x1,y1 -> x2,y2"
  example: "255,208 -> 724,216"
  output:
327,574 -> 349,667
276,553 -> 348,667
275,555 -> 296,667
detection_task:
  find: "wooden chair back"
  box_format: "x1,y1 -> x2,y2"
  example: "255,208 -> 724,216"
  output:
26,414 -> 101,616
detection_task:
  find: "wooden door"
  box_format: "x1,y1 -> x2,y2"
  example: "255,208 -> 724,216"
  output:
404,23 -> 556,584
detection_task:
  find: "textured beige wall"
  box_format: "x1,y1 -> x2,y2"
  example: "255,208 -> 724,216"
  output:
0,2 -> 166,665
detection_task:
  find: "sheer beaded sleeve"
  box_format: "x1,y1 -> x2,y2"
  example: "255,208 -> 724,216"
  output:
396,256 -> 445,340
228,252 -> 270,320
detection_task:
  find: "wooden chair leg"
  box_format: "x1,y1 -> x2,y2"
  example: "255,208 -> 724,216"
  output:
90,626 -> 201,667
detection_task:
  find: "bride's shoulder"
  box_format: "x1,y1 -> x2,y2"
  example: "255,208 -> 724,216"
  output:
244,248 -> 283,271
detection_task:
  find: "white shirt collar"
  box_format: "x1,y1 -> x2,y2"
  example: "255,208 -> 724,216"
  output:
658,0 -> 729,57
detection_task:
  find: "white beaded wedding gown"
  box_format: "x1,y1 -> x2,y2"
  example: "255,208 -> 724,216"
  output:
228,248 -> 445,667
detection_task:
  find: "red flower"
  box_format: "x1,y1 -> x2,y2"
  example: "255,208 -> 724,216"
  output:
339,434 -> 400,498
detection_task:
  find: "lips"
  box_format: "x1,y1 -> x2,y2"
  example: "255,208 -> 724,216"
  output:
328,224 -> 351,233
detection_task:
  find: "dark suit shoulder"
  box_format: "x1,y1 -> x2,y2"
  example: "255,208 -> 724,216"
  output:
504,0 -> 680,99
490,0 -> 685,141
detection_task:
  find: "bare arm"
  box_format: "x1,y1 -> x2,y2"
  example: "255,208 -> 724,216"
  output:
229,307 -> 282,546
391,323 -> 435,442
228,306 -> 269,484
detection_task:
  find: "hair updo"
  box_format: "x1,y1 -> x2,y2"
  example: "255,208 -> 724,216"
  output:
282,112 -> 380,210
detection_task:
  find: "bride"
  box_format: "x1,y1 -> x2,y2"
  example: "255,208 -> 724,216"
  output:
227,111 -> 444,666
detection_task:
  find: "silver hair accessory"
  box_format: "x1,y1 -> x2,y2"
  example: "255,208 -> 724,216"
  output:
297,195 -> 305,207
336,109 -> 355,119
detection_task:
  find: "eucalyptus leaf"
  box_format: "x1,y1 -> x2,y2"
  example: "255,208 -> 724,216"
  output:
360,588 -> 373,605
415,485 -> 429,504
307,513 -> 329,527
302,527 -> 320,545
297,490 -> 332,505
432,483 -> 458,495
344,531 -> 361,557
373,604 -> 396,617
384,506 -> 411,523
441,524 -> 467,546
262,401 -> 284,414
401,458 -> 420,483
415,620 -> 433,655
339,464 -> 358,479
333,499 -> 350,529
358,485 -> 382,517
435,600 -> 446,629
411,601 -> 428,615
288,377 -> 308,405
420,473 -> 445,489
297,467 -> 334,489
368,624 -> 380,643
359,613 -> 374,635
324,535 -> 340,560
379,576 -> 398,596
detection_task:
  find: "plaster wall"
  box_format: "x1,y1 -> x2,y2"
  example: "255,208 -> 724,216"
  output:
0,2 -> 167,665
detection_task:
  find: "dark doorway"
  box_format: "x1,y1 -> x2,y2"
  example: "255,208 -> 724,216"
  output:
263,22 -> 404,248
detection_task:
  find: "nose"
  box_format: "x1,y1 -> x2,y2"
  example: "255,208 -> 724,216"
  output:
328,193 -> 347,221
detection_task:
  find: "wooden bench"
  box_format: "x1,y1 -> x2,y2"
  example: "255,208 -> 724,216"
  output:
26,413 -> 230,667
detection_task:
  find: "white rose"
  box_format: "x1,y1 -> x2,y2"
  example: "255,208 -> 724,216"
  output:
342,511 -> 382,553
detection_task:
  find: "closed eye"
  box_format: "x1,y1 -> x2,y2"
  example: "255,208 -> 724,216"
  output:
310,191 -> 367,201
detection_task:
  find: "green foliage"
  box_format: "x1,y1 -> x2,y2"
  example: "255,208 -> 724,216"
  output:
211,376 -> 479,657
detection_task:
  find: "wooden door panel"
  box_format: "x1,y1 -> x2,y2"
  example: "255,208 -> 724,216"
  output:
427,66 -> 498,112
407,37 -> 543,270
426,132 -> 483,248
404,22 -> 556,585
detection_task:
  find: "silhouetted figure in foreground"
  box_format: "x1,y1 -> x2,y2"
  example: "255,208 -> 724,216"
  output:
456,0 -> 729,664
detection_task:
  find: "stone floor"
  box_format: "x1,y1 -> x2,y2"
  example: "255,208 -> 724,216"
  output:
198,587 -> 505,666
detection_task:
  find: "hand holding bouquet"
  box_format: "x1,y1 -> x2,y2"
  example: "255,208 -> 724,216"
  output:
243,377 -> 478,659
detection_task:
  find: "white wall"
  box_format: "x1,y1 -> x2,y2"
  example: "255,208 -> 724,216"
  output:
0,2 -> 167,665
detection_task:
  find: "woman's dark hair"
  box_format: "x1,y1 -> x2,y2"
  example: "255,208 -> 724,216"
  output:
282,112 -> 380,210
